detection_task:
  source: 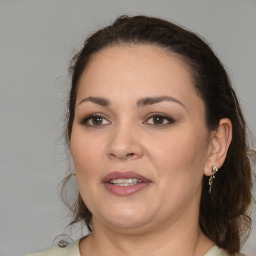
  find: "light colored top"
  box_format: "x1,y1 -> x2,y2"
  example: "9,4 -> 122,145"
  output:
24,239 -> 80,256
24,239 -> 248,256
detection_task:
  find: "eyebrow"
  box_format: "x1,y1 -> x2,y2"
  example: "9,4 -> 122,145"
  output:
78,95 -> 186,109
136,96 -> 186,109
78,96 -> 110,106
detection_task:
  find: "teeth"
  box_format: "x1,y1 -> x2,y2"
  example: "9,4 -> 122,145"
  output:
109,178 -> 142,186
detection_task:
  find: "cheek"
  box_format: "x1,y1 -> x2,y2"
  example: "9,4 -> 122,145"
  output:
70,128 -> 105,208
149,127 -> 209,214
70,128 -> 104,177
150,126 -> 209,182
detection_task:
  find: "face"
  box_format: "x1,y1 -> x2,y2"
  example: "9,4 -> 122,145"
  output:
70,45 -> 212,233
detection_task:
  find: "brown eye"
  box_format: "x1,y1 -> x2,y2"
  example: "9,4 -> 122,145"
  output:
80,114 -> 110,127
145,114 -> 175,126
91,116 -> 103,125
152,116 -> 165,124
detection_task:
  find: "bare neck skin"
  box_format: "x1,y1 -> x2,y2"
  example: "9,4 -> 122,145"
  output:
79,192 -> 214,256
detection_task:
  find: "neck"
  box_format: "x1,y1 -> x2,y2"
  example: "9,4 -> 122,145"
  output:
79,206 -> 214,256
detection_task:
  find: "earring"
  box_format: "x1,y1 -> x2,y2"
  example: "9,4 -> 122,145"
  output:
209,166 -> 218,194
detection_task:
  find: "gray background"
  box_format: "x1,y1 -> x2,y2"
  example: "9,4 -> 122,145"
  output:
0,1 -> 255,255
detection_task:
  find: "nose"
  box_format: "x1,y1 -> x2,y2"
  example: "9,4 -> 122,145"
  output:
107,124 -> 144,160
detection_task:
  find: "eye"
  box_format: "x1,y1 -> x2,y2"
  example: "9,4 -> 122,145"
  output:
80,114 -> 110,127
145,113 -> 175,126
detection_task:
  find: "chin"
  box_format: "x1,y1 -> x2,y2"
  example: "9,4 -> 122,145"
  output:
105,218 -> 152,232
98,207 -> 154,231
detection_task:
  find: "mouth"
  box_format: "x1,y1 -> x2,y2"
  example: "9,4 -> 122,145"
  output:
103,171 -> 152,196
109,178 -> 143,186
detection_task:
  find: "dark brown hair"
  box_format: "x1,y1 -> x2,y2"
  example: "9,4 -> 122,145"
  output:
62,15 -> 255,254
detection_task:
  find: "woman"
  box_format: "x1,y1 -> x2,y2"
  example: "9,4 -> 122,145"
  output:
26,15 -> 254,256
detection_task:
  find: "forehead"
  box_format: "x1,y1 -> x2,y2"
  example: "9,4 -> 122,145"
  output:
76,44 -> 201,109
83,44 -> 192,80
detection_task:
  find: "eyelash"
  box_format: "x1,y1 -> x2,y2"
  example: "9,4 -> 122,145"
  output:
79,113 -> 175,128
79,113 -> 110,127
144,113 -> 175,126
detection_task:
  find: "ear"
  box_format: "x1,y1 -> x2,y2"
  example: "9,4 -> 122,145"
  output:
204,118 -> 232,176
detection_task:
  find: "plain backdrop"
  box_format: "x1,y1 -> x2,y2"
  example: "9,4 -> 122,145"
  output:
0,1 -> 255,255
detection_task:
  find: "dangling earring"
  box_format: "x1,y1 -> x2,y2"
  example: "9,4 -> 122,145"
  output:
209,166 -> 218,194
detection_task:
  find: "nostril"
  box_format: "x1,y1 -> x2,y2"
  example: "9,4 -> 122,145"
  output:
126,153 -> 135,158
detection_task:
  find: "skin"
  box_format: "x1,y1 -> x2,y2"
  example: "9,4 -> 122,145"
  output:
70,45 -> 232,256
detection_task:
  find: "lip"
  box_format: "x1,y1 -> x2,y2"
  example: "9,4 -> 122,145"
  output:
103,171 -> 152,196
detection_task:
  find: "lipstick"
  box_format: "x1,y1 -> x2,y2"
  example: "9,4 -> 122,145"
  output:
103,171 -> 152,196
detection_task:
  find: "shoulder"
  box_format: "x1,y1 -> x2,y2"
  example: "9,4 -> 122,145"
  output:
205,246 -> 248,256
24,239 -> 81,256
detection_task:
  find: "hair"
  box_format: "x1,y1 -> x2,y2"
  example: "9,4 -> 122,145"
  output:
61,15 -> 255,254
